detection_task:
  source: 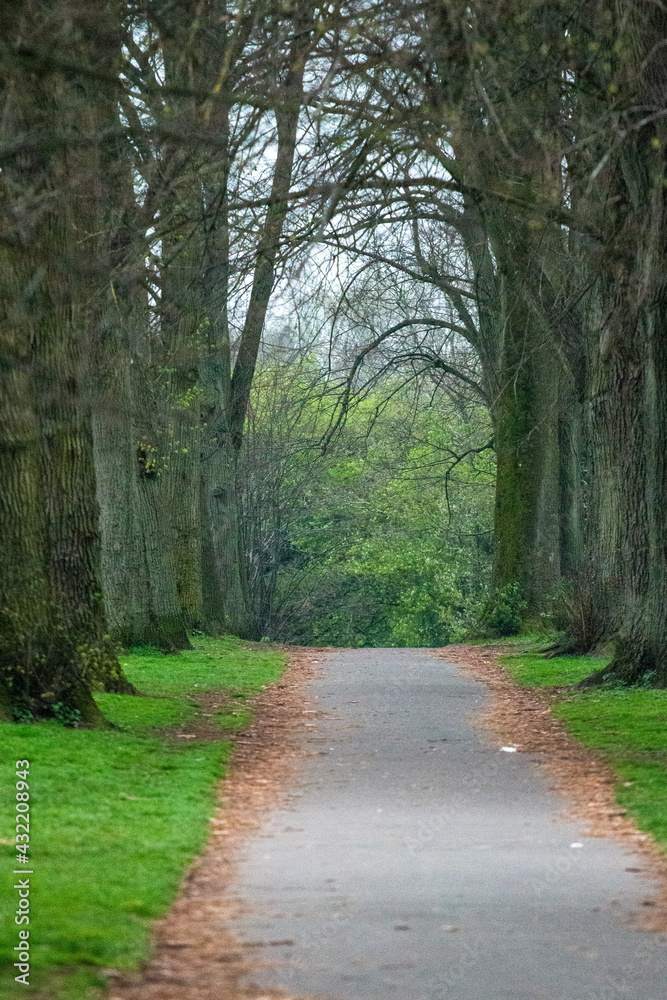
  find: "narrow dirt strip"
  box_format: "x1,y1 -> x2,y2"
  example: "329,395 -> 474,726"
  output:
107,647 -> 323,1000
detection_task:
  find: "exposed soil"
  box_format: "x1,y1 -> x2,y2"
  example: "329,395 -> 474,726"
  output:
435,643 -> 667,933
149,690 -> 249,743
106,646 -> 325,1000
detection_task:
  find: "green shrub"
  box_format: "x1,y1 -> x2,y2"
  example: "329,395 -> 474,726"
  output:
477,583 -> 527,637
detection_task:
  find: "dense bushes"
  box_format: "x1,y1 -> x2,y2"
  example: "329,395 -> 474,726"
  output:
239,369 -> 495,646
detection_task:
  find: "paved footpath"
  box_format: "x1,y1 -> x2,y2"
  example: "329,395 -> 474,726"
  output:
231,648 -> 667,1000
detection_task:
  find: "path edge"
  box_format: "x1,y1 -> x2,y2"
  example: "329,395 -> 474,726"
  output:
434,643 -> 667,934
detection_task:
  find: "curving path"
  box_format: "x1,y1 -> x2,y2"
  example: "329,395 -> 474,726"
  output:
230,648 -> 667,1000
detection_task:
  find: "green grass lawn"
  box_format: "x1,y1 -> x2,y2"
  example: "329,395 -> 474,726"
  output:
501,649 -> 667,854
0,636 -> 285,1000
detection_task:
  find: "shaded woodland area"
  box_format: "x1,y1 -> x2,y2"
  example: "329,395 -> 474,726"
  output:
1,0 -> 667,722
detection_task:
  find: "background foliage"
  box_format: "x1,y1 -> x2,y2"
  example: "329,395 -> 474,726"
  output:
240,363 -> 494,645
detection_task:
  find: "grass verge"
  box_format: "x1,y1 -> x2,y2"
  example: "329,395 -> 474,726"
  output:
0,635 -> 285,1000
501,648 -> 667,854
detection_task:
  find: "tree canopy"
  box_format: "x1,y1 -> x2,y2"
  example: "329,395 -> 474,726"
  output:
1,0 -> 667,721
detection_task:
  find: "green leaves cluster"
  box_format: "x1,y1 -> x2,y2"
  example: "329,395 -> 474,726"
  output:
240,366 -> 495,646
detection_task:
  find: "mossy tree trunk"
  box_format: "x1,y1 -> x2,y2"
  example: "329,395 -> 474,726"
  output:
424,6 -> 578,621
131,341 -> 193,650
461,197 -> 575,616
489,254 -> 563,609
570,0 -> 667,685
154,0 -> 238,635
158,239 -> 206,632
0,0 -> 132,721
93,266 -> 192,652
91,123 -> 159,650
93,319 -> 152,649
0,269 -> 54,714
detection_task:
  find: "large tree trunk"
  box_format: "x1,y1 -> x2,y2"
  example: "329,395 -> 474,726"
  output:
486,220 -> 566,612
430,6 -> 576,621
198,194 -> 250,635
91,116 -> 168,651
584,235 -> 667,684
155,0 -> 233,634
490,320 -> 562,608
584,310 -> 667,685
199,244 -> 239,632
0,0 -> 130,720
93,280 -> 194,652
203,429 -> 249,634
159,263 -> 206,632
0,291 -> 52,719
132,370 -> 193,650
575,0 -> 667,685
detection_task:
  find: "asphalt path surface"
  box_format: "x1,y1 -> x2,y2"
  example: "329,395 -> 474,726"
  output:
232,648 -> 667,1000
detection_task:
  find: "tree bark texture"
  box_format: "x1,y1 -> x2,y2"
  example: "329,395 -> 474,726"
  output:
423,2 -> 577,617
576,0 -> 667,684
0,0 -> 130,719
92,317 -> 153,649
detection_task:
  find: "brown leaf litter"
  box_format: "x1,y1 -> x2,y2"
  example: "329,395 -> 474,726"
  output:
106,641 -> 666,1000
106,645 -> 325,1000
434,644 -> 667,934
